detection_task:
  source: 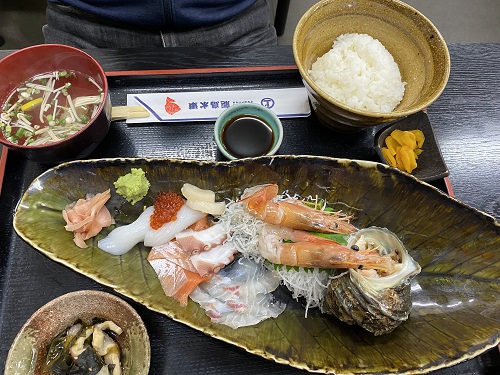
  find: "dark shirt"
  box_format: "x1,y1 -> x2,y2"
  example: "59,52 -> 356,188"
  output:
48,0 -> 257,29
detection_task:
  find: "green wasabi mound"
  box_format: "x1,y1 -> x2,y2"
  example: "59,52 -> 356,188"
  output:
113,168 -> 150,204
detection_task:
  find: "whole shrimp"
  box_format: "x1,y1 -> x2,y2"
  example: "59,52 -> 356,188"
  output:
259,224 -> 396,273
240,184 -> 357,234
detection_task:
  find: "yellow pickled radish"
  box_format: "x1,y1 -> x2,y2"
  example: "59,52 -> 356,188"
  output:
400,145 -> 417,173
383,128 -> 425,174
391,129 -> 416,149
404,132 -> 417,149
410,129 -> 425,148
389,130 -> 404,145
414,147 -> 423,159
20,97 -> 43,111
385,135 -> 399,155
382,147 -> 397,167
395,146 -> 404,170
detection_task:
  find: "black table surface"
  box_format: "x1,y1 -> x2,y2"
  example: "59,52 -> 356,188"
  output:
0,44 -> 499,374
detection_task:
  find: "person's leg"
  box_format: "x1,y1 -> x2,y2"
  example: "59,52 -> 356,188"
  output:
160,0 -> 278,47
43,0 -> 276,48
43,3 -> 164,48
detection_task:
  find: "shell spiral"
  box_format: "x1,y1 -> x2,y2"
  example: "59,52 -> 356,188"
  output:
323,227 -> 421,335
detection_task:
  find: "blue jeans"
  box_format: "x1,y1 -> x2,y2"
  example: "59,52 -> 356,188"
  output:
43,0 -> 277,48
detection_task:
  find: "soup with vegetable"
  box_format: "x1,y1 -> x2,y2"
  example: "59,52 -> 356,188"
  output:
0,70 -> 104,146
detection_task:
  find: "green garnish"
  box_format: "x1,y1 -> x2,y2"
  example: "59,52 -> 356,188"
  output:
312,233 -> 349,245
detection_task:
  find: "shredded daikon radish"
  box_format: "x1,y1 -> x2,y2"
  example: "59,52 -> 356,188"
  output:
219,201 -> 263,259
275,267 -> 332,316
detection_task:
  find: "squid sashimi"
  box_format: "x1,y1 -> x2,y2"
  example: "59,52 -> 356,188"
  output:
189,257 -> 286,329
175,223 -> 227,254
148,241 -> 208,307
144,204 -> 206,247
190,243 -> 238,277
63,189 -> 114,249
98,206 -> 154,255
98,199 -> 206,255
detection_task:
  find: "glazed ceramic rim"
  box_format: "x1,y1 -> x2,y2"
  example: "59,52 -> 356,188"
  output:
0,44 -> 109,150
213,103 -> 284,160
292,0 -> 451,119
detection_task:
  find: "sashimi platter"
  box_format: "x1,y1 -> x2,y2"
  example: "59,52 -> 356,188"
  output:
13,156 -> 500,374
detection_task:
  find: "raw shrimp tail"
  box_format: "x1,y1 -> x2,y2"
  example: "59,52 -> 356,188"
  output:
240,183 -> 279,216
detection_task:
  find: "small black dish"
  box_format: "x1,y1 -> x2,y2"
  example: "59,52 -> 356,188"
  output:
375,111 -> 449,182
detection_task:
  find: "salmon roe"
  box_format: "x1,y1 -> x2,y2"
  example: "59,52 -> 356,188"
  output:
150,191 -> 184,230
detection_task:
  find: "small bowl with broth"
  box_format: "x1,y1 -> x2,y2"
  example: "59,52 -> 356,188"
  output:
5,290 -> 150,375
293,0 -> 450,132
214,103 -> 283,160
0,44 -> 111,163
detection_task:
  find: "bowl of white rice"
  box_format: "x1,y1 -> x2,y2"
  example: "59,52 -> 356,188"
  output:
293,0 -> 450,132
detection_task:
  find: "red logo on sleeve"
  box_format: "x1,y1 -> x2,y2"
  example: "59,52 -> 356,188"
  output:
164,97 -> 181,115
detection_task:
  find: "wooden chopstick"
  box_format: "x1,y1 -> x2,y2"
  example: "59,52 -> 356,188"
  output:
111,106 -> 150,120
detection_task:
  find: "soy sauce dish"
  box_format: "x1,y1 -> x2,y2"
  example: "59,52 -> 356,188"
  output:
214,103 -> 283,160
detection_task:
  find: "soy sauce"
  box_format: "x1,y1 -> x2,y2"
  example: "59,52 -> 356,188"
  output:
221,115 -> 274,158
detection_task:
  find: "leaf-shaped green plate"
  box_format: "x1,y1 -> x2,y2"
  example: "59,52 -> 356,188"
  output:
13,156 -> 500,374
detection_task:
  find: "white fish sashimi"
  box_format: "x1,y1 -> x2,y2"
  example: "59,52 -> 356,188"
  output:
218,293 -> 283,328
189,257 -> 286,329
199,258 -> 281,300
98,206 -> 154,255
189,291 -> 235,318
218,256 -> 282,292
190,284 -> 285,329
144,205 -> 206,247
